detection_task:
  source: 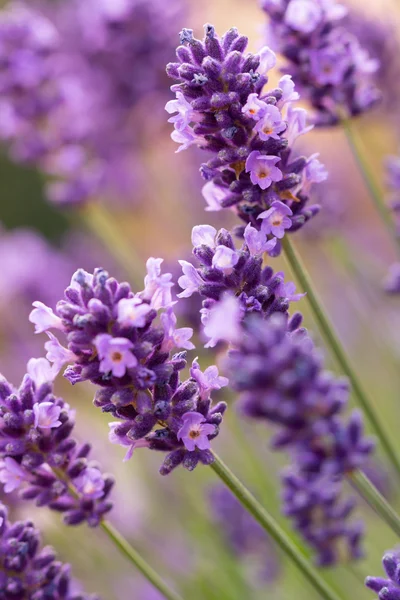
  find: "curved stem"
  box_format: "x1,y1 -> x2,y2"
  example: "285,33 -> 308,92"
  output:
349,469 -> 400,538
100,521 -> 184,600
78,203 -> 142,285
51,467 -> 182,600
340,116 -> 400,256
281,236 -> 400,480
211,452 -> 343,600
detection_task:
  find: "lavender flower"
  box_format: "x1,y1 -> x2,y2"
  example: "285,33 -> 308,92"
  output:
382,155 -> 400,293
224,313 -> 373,564
384,264 -> 400,295
166,25 -> 325,245
366,550 -> 400,600
0,502 -> 98,599
30,266 -> 227,475
177,224 -> 304,345
0,0 -> 186,205
209,485 -> 280,583
260,0 -> 380,125
281,469 -> 363,566
0,358 -> 113,526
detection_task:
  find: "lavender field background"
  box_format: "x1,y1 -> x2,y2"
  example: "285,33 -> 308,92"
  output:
0,0 -> 400,598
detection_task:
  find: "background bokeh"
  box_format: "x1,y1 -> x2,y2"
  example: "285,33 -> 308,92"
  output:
1,0 -> 400,598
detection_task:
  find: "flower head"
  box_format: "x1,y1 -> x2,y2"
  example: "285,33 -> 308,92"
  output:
166,25 -> 324,242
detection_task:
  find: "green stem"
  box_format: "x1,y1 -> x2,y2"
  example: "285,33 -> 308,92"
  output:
211,452 -> 343,600
78,203 -> 142,285
340,116 -> 400,255
349,470 -> 400,538
100,521 -> 184,600
281,236 -> 400,480
51,468 -> 182,600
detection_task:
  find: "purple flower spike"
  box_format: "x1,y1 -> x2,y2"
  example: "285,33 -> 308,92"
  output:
261,0 -> 380,124
31,265 -> 226,476
0,365 -> 113,525
245,152 -> 283,190
177,412 -> 215,451
224,312 -> 373,565
95,334 -> 137,378
366,550 -> 400,600
259,200 -> 293,238
0,503 -> 98,599
166,24 -> 324,241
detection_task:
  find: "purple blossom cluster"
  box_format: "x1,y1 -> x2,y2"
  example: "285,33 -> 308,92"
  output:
383,154 -> 400,293
0,358 -> 113,527
29,265 -> 227,475
225,314 -> 374,565
178,224 -> 304,346
0,502 -> 98,599
210,485 -> 280,583
166,25 -> 326,248
260,0 -> 380,125
366,550 -> 400,600
0,0 -> 184,205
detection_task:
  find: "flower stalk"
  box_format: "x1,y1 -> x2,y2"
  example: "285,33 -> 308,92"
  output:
52,466 -> 183,600
349,470 -> 400,538
340,116 -> 400,256
211,452 -> 343,600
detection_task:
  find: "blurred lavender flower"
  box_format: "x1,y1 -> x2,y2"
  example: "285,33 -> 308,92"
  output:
166,25 -> 325,248
30,266 -> 227,475
281,469 -> 363,566
210,485 -> 280,583
0,0 -> 185,205
382,155 -> 400,293
260,0 -> 380,125
366,550 -> 400,600
0,502 -> 98,599
0,358 -> 113,526
177,224 -> 304,345
342,9 -> 400,111
224,313 -> 373,565
384,264 -> 400,295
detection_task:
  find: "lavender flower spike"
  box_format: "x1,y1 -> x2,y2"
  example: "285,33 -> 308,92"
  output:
166,24 -> 323,245
260,0 -> 380,125
30,266 -> 227,475
225,313 -> 373,565
0,359 -> 113,526
366,550 -> 400,600
0,502 -> 98,599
